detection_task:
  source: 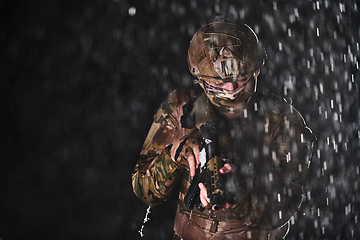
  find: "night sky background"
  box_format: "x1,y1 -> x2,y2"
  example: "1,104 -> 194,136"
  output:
1,0 -> 359,239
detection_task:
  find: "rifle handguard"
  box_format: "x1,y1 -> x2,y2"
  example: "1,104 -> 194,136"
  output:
207,156 -> 225,209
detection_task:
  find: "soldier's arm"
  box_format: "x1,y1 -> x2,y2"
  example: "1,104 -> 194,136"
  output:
132,89 -> 196,206
249,102 -> 316,229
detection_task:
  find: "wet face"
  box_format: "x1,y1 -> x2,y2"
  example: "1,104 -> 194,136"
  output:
204,75 -> 253,100
199,74 -> 257,117
196,45 -> 260,116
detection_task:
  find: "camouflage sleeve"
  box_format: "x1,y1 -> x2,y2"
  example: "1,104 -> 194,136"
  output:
249,100 -> 316,229
132,89 -> 197,206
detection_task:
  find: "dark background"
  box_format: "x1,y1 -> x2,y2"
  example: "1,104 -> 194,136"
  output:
1,0 -> 359,239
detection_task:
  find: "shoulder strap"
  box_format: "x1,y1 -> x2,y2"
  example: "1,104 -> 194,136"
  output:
180,93 -> 217,130
192,93 -> 217,129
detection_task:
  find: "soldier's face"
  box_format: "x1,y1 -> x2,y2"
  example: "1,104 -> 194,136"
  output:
201,74 -> 253,101
205,75 -> 252,92
198,72 -> 259,115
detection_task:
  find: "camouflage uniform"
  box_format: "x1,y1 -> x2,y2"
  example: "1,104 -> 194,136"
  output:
132,88 -> 316,239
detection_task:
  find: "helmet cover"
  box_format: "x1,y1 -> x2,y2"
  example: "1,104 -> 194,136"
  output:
187,18 -> 265,114
188,18 -> 265,83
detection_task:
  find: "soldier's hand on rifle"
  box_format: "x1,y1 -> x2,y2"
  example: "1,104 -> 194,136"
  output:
198,163 -> 232,209
170,132 -> 202,178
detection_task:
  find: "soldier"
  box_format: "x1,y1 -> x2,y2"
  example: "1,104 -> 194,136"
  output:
132,17 -> 316,240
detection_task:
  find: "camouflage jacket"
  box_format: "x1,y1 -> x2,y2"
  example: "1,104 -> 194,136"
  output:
132,88 -> 316,229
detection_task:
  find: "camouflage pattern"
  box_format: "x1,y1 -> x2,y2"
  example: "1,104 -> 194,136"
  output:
198,75 -> 256,114
228,93 -> 316,229
187,18 -> 265,116
132,89 -> 316,232
187,18 -> 265,82
132,89 -> 198,206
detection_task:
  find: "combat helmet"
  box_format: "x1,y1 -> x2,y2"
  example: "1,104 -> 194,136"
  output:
187,17 -> 266,114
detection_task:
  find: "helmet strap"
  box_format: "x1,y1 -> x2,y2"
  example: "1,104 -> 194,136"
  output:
253,74 -> 258,93
253,69 -> 260,92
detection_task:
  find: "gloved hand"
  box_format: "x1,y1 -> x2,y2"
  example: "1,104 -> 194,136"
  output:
170,131 -> 202,178
198,163 -> 233,209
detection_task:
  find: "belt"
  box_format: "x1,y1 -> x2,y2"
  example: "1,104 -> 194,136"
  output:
178,200 -> 249,222
175,207 -> 290,239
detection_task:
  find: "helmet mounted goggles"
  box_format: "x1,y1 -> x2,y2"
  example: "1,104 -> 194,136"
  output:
187,18 -> 265,84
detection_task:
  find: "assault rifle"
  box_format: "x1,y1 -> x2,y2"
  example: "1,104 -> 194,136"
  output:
184,122 -> 225,211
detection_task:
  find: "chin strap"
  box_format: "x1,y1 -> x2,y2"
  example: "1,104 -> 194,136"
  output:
253,69 -> 260,93
253,74 -> 258,93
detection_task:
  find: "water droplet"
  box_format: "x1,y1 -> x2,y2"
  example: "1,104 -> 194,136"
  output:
138,206 -> 151,237
128,7 -> 136,16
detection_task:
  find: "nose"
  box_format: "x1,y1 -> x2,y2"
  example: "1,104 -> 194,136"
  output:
223,82 -> 238,91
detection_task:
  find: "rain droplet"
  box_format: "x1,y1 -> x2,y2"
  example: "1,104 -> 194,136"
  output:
128,7 -> 136,16
273,2 -> 277,11
291,216 -> 295,225
138,206 -> 151,237
339,3 -> 345,12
